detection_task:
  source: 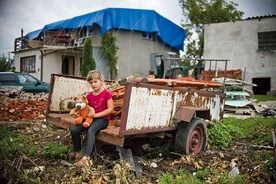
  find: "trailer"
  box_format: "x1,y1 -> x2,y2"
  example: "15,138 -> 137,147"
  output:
46,59 -> 228,155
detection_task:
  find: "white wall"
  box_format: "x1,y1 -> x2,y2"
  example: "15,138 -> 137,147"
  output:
14,49 -> 42,81
204,17 -> 276,91
115,29 -> 178,79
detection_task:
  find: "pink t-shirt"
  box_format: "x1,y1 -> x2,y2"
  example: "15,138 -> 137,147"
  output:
86,88 -> 113,120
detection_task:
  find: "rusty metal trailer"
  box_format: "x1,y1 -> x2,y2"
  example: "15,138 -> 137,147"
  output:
46,68 -> 226,155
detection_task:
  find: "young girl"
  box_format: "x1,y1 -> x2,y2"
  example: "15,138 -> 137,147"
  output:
70,70 -> 114,167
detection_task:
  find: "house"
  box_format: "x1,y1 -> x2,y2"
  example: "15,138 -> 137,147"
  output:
13,8 -> 186,82
204,15 -> 276,94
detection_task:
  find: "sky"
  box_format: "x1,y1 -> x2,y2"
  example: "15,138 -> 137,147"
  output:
0,0 -> 275,59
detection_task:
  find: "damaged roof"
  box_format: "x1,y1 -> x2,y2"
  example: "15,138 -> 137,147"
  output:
26,8 -> 186,51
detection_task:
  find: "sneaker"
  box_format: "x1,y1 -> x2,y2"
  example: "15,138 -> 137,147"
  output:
74,156 -> 91,167
75,152 -> 83,161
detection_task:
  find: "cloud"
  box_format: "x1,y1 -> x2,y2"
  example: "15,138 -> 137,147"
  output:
0,0 -> 275,58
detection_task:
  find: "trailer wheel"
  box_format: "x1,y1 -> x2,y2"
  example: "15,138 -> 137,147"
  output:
175,118 -> 207,155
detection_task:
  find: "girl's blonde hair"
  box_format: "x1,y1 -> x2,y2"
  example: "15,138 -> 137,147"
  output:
86,70 -> 104,81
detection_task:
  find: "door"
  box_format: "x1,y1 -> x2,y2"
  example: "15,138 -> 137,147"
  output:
62,56 -> 74,75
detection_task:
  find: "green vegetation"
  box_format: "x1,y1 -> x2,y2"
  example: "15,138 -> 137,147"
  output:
157,117 -> 276,183
208,121 -> 245,149
1,116 -> 275,183
81,38 -> 96,77
42,141 -> 70,158
254,94 -> 276,102
0,124 -> 71,183
222,117 -> 276,146
101,32 -> 119,80
0,54 -> 14,72
158,168 -> 201,184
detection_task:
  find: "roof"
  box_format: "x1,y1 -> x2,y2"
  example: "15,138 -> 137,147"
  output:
246,14 -> 276,20
26,8 -> 186,51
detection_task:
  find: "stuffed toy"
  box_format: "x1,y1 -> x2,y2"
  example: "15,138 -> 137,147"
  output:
69,95 -> 95,128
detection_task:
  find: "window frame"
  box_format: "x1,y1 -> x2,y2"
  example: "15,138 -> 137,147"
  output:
20,55 -> 36,73
142,32 -> 156,41
258,31 -> 276,51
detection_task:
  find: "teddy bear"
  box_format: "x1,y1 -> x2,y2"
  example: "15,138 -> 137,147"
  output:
69,95 -> 95,128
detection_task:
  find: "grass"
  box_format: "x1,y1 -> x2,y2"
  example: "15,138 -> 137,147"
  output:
254,94 -> 276,102
223,117 -> 276,144
158,116 -> 276,184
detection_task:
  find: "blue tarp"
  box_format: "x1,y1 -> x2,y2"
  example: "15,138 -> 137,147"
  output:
26,8 -> 186,51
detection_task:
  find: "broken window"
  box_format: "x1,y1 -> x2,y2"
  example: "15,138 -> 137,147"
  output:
142,32 -> 156,41
21,55 -> 36,73
258,31 -> 276,51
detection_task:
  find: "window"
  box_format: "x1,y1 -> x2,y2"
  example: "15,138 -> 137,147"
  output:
21,55 -> 36,73
0,74 -> 16,84
142,32 -> 156,41
18,74 -> 37,84
258,31 -> 276,51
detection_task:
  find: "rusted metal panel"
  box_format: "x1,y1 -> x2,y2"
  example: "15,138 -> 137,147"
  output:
125,87 -> 174,130
120,83 -> 224,136
48,74 -> 91,113
176,91 -> 224,123
173,107 -> 210,122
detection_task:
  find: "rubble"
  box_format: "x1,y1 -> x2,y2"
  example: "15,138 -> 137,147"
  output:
213,77 -> 276,117
0,75 -> 275,123
0,91 -> 48,122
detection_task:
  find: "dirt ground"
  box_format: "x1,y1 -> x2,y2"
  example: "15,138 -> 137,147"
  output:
0,92 -> 275,183
1,121 -> 275,184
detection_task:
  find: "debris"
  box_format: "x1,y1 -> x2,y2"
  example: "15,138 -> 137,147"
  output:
61,160 -> 73,166
229,161 -> 239,180
0,92 -> 48,122
252,145 -> 274,149
150,162 -> 158,168
116,146 -> 142,177
272,129 -> 276,158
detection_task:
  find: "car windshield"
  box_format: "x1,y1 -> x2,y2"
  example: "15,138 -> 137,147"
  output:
18,74 -> 37,84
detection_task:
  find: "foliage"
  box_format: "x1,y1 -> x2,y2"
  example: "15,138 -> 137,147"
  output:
178,0 -> 244,59
222,117 -> 276,145
207,121 -> 244,149
0,125 -> 42,184
101,32 -> 119,80
0,125 -> 29,159
254,94 -> 276,102
158,168 -> 201,184
42,141 -> 70,158
0,54 -> 13,72
194,167 -> 210,180
81,38 -> 96,77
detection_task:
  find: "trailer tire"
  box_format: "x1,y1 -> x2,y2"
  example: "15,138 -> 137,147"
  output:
174,117 -> 207,155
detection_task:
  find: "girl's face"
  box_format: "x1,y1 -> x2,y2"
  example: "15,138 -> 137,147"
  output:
88,78 -> 103,91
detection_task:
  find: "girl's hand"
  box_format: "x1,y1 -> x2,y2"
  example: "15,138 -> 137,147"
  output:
73,111 -> 80,118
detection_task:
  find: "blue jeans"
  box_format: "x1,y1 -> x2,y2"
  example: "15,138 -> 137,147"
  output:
70,118 -> 108,157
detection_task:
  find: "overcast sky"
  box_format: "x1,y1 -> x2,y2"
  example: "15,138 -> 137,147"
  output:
0,0 -> 275,59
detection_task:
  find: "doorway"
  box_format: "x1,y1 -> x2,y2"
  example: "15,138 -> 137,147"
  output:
62,56 -> 74,75
252,77 -> 271,95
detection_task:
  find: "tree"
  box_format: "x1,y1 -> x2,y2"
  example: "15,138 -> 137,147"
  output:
0,55 -> 13,72
179,0 -> 244,60
81,38 -> 96,77
101,32 -> 118,80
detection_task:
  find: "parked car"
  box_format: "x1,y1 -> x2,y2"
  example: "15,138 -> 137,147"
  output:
0,72 -> 50,93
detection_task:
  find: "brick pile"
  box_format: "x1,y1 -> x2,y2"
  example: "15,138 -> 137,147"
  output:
0,93 -> 48,122
198,69 -> 242,80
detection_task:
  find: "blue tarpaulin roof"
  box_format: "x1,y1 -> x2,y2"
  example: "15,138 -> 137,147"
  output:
26,8 -> 186,51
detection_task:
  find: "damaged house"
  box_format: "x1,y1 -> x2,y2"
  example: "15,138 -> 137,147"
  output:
204,15 -> 276,114
204,15 -> 276,95
13,8 -> 186,82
